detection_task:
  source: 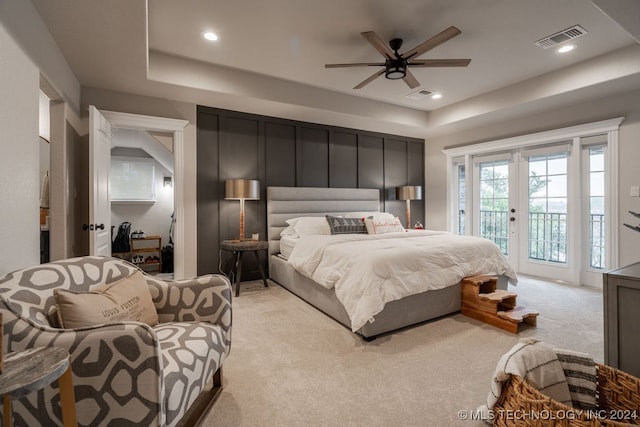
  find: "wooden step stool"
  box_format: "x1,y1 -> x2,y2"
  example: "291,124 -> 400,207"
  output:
461,275 -> 538,333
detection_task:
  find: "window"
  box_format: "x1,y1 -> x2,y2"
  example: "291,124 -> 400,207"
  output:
110,157 -> 156,202
588,146 -> 606,269
444,118 -> 621,286
527,153 -> 568,264
455,162 -> 466,235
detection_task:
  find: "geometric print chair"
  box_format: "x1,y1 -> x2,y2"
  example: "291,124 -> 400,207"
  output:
0,256 -> 232,427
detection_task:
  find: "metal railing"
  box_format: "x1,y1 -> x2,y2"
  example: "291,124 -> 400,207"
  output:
528,212 -> 567,263
590,213 -> 605,269
479,210 -> 509,255
478,210 -> 605,269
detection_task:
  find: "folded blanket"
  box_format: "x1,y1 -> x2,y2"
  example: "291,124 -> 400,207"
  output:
554,348 -> 598,411
478,338 -> 572,419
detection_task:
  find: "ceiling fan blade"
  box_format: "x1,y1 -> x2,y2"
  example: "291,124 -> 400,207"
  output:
361,31 -> 395,59
354,69 -> 385,89
325,62 -> 385,68
408,59 -> 471,67
402,70 -> 420,89
402,26 -> 462,60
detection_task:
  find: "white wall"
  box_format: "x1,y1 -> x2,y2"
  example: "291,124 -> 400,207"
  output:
425,87 -> 640,268
110,152 -> 174,251
0,23 -> 41,275
0,0 -> 81,113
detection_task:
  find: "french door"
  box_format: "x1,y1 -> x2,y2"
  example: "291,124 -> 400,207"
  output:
471,142 -> 603,284
446,119 -> 621,287
516,145 -> 573,281
473,155 -> 518,264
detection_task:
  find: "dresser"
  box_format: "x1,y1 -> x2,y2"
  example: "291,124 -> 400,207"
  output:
603,262 -> 640,377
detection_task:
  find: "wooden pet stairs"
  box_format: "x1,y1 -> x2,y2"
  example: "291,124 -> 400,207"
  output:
461,275 -> 538,333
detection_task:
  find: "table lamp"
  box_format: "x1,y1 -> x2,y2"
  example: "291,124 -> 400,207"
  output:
225,179 -> 260,240
396,185 -> 422,228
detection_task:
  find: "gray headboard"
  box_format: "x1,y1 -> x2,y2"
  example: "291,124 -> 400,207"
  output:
266,187 -> 381,256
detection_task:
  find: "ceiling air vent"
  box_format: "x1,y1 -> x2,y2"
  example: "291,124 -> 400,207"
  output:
534,25 -> 588,49
406,89 -> 433,100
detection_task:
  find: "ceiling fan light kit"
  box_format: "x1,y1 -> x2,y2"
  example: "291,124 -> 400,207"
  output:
325,26 -> 471,90
385,59 -> 407,79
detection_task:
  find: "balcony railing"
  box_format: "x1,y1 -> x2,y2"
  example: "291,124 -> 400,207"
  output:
590,213 -> 605,269
479,210 -> 509,255
478,210 -> 605,269
528,212 -> 567,263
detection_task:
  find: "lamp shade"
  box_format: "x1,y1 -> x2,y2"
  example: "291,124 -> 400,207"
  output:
396,185 -> 422,201
225,179 -> 260,200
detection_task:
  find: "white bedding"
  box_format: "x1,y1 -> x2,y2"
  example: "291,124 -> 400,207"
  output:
279,235 -> 299,259
287,230 -> 518,332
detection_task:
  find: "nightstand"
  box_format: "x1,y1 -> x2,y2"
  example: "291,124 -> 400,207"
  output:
220,240 -> 269,296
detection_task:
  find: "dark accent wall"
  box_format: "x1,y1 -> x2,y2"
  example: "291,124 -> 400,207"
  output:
196,106 -> 425,276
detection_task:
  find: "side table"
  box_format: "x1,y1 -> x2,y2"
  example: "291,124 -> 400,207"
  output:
0,346 -> 77,426
220,240 -> 269,296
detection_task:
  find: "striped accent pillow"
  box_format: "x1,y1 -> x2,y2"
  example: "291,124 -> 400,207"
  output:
325,215 -> 367,235
555,349 -> 598,411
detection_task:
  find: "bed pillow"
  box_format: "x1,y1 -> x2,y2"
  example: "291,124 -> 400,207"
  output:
280,224 -> 298,237
54,271 -> 158,328
286,216 -> 331,236
325,215 -> 367,235
345,211 -> 395,221
364,216 -> 405,234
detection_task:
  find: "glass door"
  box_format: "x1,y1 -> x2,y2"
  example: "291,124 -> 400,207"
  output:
517,147 -> 574,282
445,118 -> 621,286
581,138 -> 608,287
473,155 -> 518,265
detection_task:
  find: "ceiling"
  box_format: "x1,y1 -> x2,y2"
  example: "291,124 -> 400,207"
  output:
30,0 -> 640,136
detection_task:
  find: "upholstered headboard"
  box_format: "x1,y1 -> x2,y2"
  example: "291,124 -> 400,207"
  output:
266,187 -> 381,256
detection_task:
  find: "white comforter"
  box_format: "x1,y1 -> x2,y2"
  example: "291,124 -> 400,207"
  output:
287,230 -> 518,332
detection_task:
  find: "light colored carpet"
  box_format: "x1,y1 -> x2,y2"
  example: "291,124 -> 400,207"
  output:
201,276 -> 603,427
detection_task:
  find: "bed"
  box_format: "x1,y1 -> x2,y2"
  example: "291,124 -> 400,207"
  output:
266,186 -> 517,340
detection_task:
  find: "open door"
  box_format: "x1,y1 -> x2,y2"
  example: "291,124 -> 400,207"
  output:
88,106 -> 112,256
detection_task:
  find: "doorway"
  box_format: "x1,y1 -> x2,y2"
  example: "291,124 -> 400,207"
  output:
110,128 -> 175,275
445,118 -> 622,287
91,108 -> 188,279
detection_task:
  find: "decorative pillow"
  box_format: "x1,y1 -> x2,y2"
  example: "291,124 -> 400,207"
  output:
286,216 -> 331,236
54,271 -> 158,328
364,217 -> 405,234
325,215 -> 367,235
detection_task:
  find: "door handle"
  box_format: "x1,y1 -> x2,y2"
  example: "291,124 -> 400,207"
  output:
82,224 -> 94,231
95,223 -> 105,230
510,217 -> 516,222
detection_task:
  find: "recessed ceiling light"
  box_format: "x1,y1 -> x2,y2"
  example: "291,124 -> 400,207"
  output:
557,44 -> 575,53
431,93 -> 442,100
202,32 -> 219,42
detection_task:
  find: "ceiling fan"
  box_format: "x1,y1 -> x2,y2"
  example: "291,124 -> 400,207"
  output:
325,26 -> 471,90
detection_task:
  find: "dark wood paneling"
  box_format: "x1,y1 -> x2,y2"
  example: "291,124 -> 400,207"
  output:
358,134 -> 385,206
408,141 -> 425,225
300,126 -> 329,187
196,111 -> 220,274
265,122 -> 296,187
384,138 -> 408,189
330,131 -> 358,188
219,116 -> 260,242
196,105 -> 424,276
384,138 -> 409,224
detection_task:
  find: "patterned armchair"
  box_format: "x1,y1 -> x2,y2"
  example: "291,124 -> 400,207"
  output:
0,256 -> 232,427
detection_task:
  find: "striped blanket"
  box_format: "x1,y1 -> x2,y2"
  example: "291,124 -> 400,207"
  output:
554,348 -> 598,410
